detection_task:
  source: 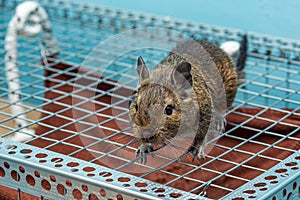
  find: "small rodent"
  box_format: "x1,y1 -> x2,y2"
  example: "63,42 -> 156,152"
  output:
129,39 -> 238,163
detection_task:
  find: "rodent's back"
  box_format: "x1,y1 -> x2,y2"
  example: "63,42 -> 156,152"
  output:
160,40 -> 238,108
197,40 -> 238,107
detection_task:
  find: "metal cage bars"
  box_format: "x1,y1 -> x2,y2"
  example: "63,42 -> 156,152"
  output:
0,0 -> 299,199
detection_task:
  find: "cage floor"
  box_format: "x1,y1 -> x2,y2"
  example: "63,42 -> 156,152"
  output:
2,61 -> 299,199
0,1 -> 300,199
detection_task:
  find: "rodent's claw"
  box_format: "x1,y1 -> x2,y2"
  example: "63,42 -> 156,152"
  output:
188,145 -> 206,161
136,144 -> 154,164
198,145 -> 206,159
188,146 -> 198,161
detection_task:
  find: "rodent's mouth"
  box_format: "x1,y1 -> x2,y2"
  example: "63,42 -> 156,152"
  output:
138,133 -> 165,144
140,136 -> 156,143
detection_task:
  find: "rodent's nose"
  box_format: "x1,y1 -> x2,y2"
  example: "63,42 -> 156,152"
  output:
141,135 -> 155,143
140,130 -> 155,139
139,130 -> 156,143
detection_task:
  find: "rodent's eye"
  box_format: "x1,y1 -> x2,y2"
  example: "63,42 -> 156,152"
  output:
135,104 -> 138,111
165,105 -> 174,115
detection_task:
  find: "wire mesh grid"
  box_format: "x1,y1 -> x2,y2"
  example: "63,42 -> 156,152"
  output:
0,0 -> 299,199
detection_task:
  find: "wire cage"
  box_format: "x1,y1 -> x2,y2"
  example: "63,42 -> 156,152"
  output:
0,0 -> 300,199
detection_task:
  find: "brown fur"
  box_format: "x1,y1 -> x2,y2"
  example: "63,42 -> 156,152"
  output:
129,40 -> 238,155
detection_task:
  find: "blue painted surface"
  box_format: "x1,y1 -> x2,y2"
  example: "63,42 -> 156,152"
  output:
0,1 -> 299,108
72,0 -> 300,41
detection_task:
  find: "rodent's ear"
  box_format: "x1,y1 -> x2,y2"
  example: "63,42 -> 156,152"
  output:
137,56 -> 149,82
171,62 -> 193,99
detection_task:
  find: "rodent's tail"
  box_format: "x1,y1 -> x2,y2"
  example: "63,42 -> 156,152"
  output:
236,34 -> 248,72
220,34 -> 248,85
235,34 -> 248,85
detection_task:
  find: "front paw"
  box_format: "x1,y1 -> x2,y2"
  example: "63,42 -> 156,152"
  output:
136,144 -> 154,164
188,145 -> 206,161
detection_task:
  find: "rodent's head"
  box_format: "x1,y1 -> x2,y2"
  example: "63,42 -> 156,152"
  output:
129,56 -> 195,145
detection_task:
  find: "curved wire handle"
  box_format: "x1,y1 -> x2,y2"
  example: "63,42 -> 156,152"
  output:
5,1 -> 59,142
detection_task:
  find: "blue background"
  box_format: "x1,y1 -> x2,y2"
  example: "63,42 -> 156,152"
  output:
72,0 -> 300,41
